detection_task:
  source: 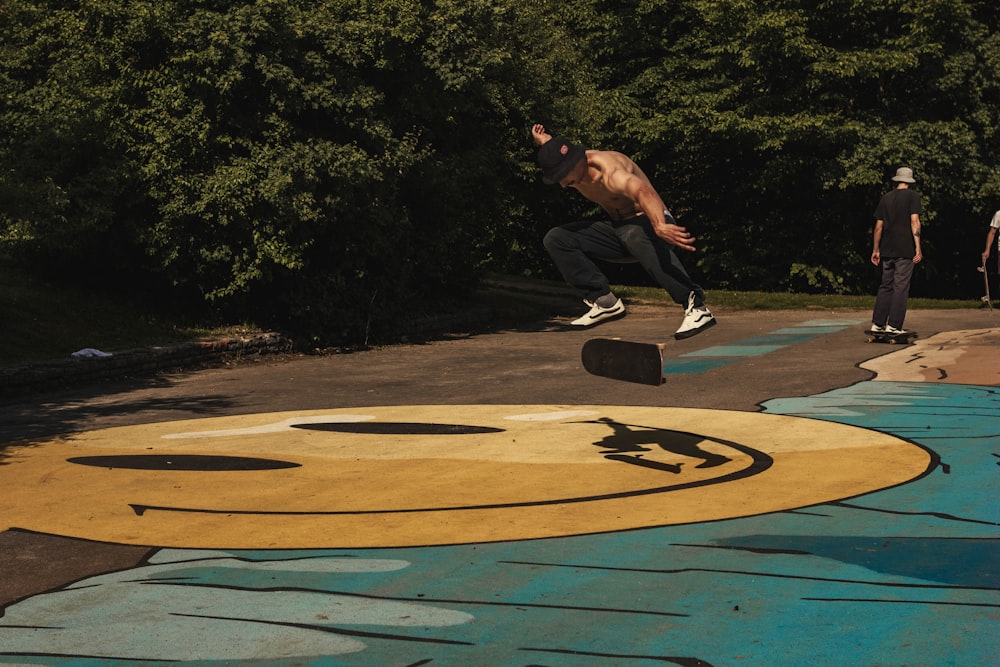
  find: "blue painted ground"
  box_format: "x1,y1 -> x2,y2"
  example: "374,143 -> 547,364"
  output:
1,381 -> 997,666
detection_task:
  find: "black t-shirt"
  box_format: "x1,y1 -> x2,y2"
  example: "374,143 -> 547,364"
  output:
874,188 -> 921,258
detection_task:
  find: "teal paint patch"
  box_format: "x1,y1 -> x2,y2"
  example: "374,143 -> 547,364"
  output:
712,535 -> 999,587
661,357 -> 734,375
660,319 -> 857,373
762,382 -> 1000,528
681,344 -> 786,357
769,326 -> 846,334
739,333 -> 823,345
797,318 -> 867,327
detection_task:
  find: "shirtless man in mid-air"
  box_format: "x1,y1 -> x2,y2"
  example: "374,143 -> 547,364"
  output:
532,123 -> 715,339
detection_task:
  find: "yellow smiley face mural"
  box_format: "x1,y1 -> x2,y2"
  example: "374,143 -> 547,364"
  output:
1,405 -> 930,548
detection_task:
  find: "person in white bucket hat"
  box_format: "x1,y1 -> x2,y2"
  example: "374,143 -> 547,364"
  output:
869,167 -> 923,334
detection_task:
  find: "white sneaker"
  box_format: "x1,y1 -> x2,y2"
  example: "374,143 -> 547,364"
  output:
870,323 -> 886,333
570,298 -> 626,327
675,293 -> 716,340
885,325 -> 909,335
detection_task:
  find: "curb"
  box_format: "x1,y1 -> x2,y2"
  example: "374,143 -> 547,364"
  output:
0,332 -> 292,398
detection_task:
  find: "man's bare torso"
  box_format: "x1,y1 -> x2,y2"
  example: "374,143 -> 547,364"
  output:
572,150 -> 656,222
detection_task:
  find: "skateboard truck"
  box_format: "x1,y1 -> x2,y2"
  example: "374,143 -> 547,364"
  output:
864,329 -> 918,344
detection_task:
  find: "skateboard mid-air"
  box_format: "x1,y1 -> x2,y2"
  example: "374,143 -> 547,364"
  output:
581,338 -> 666,386
864,329 -> 918,345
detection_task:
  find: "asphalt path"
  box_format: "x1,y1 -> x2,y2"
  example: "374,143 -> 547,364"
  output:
1,305 -> 995,445
0,302 -> 996,665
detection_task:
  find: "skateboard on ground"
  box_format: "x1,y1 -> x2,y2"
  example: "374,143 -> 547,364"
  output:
864,329 -> 918,344
979,258 -> 993,310
581,338 -> 665,386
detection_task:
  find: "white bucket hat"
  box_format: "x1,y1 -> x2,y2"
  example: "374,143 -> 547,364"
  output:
891,167 -> 916,183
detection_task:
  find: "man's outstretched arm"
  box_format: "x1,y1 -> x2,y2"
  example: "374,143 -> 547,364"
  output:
531,124 -> 552,146
983,227 -> 997,263
607,168 -> 696,251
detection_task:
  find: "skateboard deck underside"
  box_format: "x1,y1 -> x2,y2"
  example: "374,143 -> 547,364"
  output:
581,338 -> 666,386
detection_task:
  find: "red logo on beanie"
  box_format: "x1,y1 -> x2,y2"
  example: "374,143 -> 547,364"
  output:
560,144 -> 569,155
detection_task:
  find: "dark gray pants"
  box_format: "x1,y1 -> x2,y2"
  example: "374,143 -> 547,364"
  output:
543,216 -> 703,307
872,257 -> 915,329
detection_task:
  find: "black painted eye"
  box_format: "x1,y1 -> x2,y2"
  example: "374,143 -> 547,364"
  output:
291,422 -> 505,435
67,455 -> 300,471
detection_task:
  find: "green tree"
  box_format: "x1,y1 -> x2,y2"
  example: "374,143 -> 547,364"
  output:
0,0 -> 585,343
571,0 -> 1000,296
3,0 -> 996,350
0,1 -> 140,271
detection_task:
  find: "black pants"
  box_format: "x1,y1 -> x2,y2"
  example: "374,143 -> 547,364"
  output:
543,215 -> 703,306
872,257 -> 915,328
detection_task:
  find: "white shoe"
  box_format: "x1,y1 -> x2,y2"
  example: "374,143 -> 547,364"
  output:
870,323 -> 886,333
570,298 -> 626,327
675,293 -> 716,340
885,325 -> 909,335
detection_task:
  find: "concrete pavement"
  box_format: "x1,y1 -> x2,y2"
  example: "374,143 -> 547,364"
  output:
0,303 -> 997,665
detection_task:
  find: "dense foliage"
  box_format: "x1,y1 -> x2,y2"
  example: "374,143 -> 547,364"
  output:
562,0 -> 1000,295
2,0 -> 997,344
